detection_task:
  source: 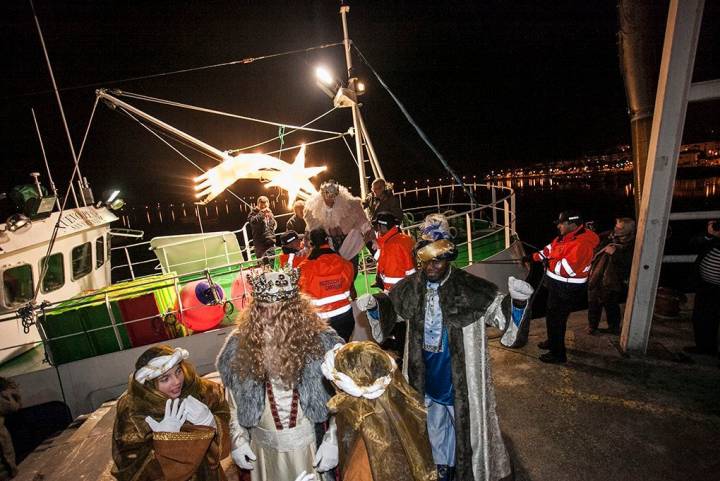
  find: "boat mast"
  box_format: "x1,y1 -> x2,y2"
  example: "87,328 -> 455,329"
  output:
339,4 -> 384,198
30,0 -> 83,208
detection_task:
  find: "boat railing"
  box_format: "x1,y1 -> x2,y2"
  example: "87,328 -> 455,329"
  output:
662,209 -> 720,264
110,182 -> 517,282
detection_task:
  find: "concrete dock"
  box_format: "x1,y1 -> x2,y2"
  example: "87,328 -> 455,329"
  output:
493,307 -> 720,481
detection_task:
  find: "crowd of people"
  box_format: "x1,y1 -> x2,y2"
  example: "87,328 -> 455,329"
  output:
6,175 -> 716,481
108,178 -> 537,481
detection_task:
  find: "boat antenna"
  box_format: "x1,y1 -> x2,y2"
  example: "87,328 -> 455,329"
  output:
339,2 -> 369,199
30,0 -> 84,207
353,44 -> 480,206
31,108 -> 61,211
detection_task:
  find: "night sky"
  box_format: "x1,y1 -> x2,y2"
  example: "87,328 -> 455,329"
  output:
1,0 -> 718,204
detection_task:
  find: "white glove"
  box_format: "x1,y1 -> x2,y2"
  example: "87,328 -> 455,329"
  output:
356,293 -> 377,312
183,395 -> 216,428
231,440 -> 257,470
145,398 -> 187,433
294,471 -> 317,481
508,276 -> 533,302
313,418 -> 338,472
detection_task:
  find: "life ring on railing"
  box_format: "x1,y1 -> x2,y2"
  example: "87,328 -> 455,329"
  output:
175,280 -> 226,332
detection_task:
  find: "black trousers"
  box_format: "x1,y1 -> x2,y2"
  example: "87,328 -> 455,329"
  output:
692,281 -> 720,354
587,290 -> 622,329
545,277 -> 586,359
329,308 -> 355,343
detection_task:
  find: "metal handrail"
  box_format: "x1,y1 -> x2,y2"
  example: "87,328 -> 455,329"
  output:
110,182 -> 516,282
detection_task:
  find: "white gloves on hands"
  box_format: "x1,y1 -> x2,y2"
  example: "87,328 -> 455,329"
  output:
294,471 -> 317,481
145,398 -> 187,433
508,276 -> 533,302
313,419 -> 338,472
231,441 -> 257,470
356,293 -> 377,312
183,395 -> 216,427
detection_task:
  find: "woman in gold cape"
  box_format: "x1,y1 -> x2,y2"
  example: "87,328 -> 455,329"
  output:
111,345 -> 231,481
322,341 -> 436,481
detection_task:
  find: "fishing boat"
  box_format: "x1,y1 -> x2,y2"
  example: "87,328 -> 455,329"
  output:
0,4 -> 525,423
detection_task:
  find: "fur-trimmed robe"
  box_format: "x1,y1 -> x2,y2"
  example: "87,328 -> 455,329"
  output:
303,186 -> 370,238
216,329 -> 342,429
372,267 -> 515,481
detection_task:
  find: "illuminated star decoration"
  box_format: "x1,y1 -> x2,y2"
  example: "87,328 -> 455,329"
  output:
194,144 -> 326,208
264,145 -> 325,208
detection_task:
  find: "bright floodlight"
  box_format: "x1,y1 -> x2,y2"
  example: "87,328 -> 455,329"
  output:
357,81 -> 365,92
107,190 -> 121,203
315,66 -> 335,86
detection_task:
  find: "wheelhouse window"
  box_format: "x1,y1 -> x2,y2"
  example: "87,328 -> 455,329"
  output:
40,253 -> 64,293
72,243 -> 92,280
2,264 -> 34,308
96,236 -> 105,269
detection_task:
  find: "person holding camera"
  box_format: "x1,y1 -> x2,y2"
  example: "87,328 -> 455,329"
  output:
683,220 -> 720,357
586,217 -> 636,335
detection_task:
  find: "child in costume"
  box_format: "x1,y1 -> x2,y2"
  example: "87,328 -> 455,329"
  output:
111,345 -> 231,481
322,341 -> 437,481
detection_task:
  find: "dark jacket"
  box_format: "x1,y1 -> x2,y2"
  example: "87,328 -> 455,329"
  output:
364,189 -> 403,223
588,231 -> 635,301
0,378 -> 20,480
248,207 -> 277,257
285,214 -> 306,235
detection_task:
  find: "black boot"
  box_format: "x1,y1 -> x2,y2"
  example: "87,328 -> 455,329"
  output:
437,465 -> 456,481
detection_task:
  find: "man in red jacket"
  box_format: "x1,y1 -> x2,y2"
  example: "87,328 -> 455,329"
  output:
524,210 -> 599,363
372,212 -> 416,292
298,228 -> 356,342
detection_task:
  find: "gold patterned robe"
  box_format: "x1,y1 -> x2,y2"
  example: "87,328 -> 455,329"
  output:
111,366 -> 231,481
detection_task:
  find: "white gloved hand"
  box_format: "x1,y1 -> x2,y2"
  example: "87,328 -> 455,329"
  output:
145,398 -> 187,433
183,395 -> 216,427
508,276 -> 533,302
313,419 -> 338,472
231,440 -> 257,470
294,471 -> 317,481
356,293 -> 377,312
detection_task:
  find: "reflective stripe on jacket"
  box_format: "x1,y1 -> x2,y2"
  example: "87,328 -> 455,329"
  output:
298,245 -> 354,318
375,226 -> 416,291
533,225 -> 599,283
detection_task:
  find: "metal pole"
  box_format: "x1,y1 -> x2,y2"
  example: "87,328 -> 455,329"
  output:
96,90 -> 228,162
621,0 -> 705,353
356,111 -> 384,179
31,109 -> 61,210
466,214 -> 473,265
340,5 -> 368,199
30,0 -> 84,207
491,186 -> 497,227
503,200 -> 511,249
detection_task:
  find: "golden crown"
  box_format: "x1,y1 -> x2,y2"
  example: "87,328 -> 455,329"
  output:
247,268 -> 300,303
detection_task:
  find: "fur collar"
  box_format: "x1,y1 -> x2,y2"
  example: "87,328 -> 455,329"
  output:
216,329 -> 342,427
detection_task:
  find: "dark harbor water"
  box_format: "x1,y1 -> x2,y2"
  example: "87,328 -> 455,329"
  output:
113,169 -> 720,290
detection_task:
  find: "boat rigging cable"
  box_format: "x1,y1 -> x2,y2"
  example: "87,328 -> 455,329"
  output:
352,44 -> 480,206
112,90 -> 345,137
118,107 -> 253,208
6,41 -> 345,101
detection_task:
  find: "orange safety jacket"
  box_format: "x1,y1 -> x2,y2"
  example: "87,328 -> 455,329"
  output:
375,226 -> 416,291
533,225 -> 600,284
279,251 -> 306,269
298,245 -> 354,318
